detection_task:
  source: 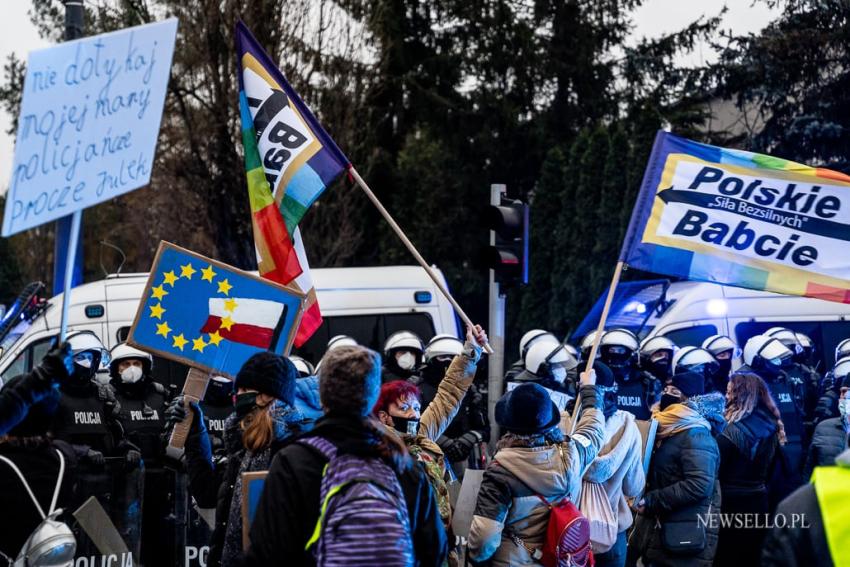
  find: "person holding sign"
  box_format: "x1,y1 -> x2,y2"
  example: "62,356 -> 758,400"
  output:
167,352 -> 307,567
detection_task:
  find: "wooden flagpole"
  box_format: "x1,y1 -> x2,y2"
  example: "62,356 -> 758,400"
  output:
569,260 -> 625,435
349,166 -> 494,354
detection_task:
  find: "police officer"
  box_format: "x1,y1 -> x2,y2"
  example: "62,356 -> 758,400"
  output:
109,343 -> 171,565
505,329 -> 559,382
815,339 -> 850,424
200,375 -> 235,457
702,334 -> 740,392
743,334 -> 806,485
599,328 -> 660,420
765,327 -> 821,440
420,335 -> 489,474
639,336 -> 676,383
382,330 -> 424,383
50,331 -> 136,555
580,329 -> 603,363
510,340 -> 578,400
672,346 -> 723,393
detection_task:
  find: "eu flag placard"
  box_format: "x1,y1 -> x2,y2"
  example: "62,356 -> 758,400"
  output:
127,241 -> 306,378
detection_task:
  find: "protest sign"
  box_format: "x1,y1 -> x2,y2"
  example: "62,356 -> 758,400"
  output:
127,241 -> 306,378
241,471 -> 268,548
2,18 -> 178,237
451,469 -> 485,539
621,131 -> 850,302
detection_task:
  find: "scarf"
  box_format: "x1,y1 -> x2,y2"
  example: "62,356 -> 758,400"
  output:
220,402 -> 305,566
653,391 -> 726,439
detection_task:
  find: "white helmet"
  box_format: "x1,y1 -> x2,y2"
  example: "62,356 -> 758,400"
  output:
672,346 -> 718,376
580,330 -> 602,357
327,335 -> 358,352
383,331 -> 424,356
835,339 -> 850,363
525,341 -> 578,378
424,334 -> 464,363
640,336 -> 676,359
764,327 -> 803,355
743,335 -> 793,367
66,331 -> 109,376
832,356 -> 850,382
564,343 -> 579,360
290,355 -> 315,377
702,335 -> 739,358
109,342 -> 153,379
519,329 -> 558,359
795,332 -> 813,351
599,328 -> 639,369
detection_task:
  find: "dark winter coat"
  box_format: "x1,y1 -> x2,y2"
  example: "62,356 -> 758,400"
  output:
803,417 -> 848,480
183,404 -> 307,567
112,378 -> 169,466
715,405 -> 781,565
0,439 -> 77,559
242,414 -> 448,567
634,393 -> 723,567
0,370 -> 59,436
761,483 -> 832,567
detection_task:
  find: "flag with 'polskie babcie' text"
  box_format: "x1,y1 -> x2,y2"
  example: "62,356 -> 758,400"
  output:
620,131 -> 850,303
235,21 -> 351,347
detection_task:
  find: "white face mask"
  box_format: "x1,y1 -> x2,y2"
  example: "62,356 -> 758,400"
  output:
396,352 -> 416,371
120,366 -> 144,384
839,398 -> 850,419
551,366 -> 567,385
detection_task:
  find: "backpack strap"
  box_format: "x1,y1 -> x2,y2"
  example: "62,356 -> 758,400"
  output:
298,436 -> 338,461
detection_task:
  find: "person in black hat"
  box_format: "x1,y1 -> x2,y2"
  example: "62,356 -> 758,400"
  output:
467,370 -> 604,566
631,369 -> 725,567
165,352 -> 309,567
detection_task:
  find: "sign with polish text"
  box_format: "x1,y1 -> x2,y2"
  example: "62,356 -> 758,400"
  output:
2,18 -> 178,236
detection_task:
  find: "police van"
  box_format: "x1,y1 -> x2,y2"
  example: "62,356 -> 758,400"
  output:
0,265 -> 460,388
574,279 -> 850,372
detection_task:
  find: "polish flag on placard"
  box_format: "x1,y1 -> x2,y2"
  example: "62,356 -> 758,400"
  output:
200,298 -> 288,350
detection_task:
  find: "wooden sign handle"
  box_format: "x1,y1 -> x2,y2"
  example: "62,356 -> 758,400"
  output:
169,367 -> 212,451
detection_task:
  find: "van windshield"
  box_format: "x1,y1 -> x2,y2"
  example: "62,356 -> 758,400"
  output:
294,313 -> 437,365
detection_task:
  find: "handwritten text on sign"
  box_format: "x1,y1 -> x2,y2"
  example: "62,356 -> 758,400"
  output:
1,18 -> 178,237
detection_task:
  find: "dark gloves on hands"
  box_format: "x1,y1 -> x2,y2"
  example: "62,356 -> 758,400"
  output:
85,449 -> 105,466
443,431 -> 484,462
125,450 -> 142,468
33,342 -> 73,383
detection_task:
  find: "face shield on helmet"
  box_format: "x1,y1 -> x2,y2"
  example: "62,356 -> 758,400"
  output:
422,334 -> 464,384
525,341 -> 578,384
745,335 -> 793,378
599,329 -> 639,370
580,330 -> 602,360
640,336 -> 676,379
67,331 -> 108,382
836,339 -> 850,364
673,346 -> 720,382
290,356 -> 315,378
764,327 -> 803,357
793,332 -> 814,363
519,329 -> 558,360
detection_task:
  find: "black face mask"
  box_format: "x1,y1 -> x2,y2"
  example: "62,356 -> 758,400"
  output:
422,360 -> 451,385
390,415 -> 420,436
235,392 -> 258,419
659,393 -> 682,411
648,360 -> 671,381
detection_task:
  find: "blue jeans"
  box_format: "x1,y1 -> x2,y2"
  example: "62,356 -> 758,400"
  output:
594,530 -> 627,567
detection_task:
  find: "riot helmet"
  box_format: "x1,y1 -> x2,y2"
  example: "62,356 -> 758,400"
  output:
290,355 -> 315,378
66,331 -> 109,383
422,334 -> 464,384
519,329 -> 558,360
599,329 -> 640,371
672,346 -> 720,387
384,331 -> 425,376
109,342 -> 153,383
743,335 -> 793,380
639,336 -> 676,380
525,341 -> 579,385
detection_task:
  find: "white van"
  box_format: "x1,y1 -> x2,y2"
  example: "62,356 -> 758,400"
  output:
0,265 -> 460,387
574,279 -> 850,372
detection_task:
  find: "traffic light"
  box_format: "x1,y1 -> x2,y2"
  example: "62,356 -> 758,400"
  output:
485,197 -> 529,285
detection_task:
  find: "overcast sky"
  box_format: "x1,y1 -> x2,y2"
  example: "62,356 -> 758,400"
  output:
0,0 -> 778,191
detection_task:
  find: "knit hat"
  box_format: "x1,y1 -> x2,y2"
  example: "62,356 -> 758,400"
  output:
496,383 -> 560,435
319,345 -> 382,417
671,370 -> 705,398
234,352 -> 297,406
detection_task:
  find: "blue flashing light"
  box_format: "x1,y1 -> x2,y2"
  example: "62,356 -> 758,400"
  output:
414,291 -> 432,304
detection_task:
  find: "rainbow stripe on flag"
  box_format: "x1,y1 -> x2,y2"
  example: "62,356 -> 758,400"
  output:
236,22 -> 350,346
621,131 -> 850,302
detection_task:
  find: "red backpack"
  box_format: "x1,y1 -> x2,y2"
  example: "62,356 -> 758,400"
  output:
497,460 -> 594,567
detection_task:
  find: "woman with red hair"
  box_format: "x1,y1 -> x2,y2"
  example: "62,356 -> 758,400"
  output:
374,325 -> 487,556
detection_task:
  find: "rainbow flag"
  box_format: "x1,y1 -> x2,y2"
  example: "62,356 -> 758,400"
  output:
235,22 -> 351,346
621,131 -> 850,302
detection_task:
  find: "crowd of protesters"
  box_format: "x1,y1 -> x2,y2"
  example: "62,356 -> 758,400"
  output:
1,321 -> 849,566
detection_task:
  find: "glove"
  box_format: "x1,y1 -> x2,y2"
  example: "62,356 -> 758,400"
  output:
125,450 -> 142,468
443,431 -> 483,462
165,396 -> 204,430
85,449 -> 105,466
33,342 -> 73,383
